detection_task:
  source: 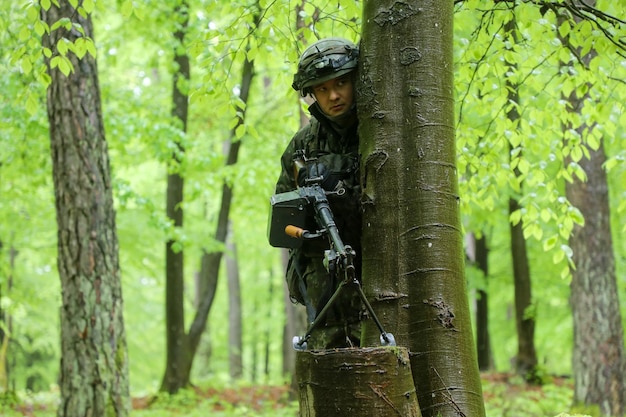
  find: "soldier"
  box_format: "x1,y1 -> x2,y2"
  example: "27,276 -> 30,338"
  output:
275,37 -> 363,349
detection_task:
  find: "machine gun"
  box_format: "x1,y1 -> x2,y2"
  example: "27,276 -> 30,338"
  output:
268,160 -> 396,350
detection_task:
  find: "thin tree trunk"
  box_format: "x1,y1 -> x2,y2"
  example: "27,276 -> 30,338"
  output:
226,222 -> 243,379
41,2 -> 129,415
264,271 -> 273,381
358,1 -> 485,416
468,233 -> 492,371
504,14 -> 538,382
187,66 -> 252,377
0,240 -> 16,391
282,249 -> 306,396
183,9 -> 260,385
161,0 -> 190,394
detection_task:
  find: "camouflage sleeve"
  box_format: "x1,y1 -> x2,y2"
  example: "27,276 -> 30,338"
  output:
275,138 -> 297,194
275,123 -> 312,194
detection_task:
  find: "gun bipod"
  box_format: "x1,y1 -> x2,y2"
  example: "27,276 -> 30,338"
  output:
292,264 -> 396,351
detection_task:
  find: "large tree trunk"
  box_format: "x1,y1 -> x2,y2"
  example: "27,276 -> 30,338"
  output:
161,0 -> 190,394
358,1 -> 485,416
41,2 -> 130,416
504,15 -> 538,382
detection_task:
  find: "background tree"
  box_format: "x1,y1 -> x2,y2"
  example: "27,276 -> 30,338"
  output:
559,1 -> 626,414
504,11 -> 538,382
359,1 -> 485,416
226,222 -> 243,379
40,1 -> 130,415
161,0 -> 191,394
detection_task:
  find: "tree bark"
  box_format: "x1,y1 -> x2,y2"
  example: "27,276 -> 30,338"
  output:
358,1 -> 485,416
504,15 -> 538,382
161,0 -> 190,394
297,347 -> 421,416
567,143 -> 625,416
226,222 -> 243,379
468,233 -> 492,371
183,10 -> 259,384
41,2 -> 130,415
558,2 -> 626,414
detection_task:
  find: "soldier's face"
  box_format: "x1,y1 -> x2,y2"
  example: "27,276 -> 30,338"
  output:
311,75 -> 354,117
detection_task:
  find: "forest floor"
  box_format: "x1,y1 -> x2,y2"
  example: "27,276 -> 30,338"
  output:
6,372 -> 592,417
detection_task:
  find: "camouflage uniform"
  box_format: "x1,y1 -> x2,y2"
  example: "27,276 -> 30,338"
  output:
275,100 -> 363,349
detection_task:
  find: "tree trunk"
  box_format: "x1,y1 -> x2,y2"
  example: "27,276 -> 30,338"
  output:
504,15 -> 538,382
183,11 -> 259,384
282,249 -> 307,395
567,143 -> 625,416
467,233 -> 492,371
161,0 -> 190,394
358,1 -> 485,416
41,2 -> 130,415
559,2 -> 626,414
0,241 -> 16,391
226,222 -> 243,379
297,347 -> 421,416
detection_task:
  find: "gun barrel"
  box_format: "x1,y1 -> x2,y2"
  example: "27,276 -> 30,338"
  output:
316,204 -> 345,254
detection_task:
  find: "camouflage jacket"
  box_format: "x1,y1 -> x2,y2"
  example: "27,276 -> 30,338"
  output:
276,102 -> 362,304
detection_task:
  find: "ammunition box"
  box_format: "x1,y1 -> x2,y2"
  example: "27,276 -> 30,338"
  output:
267,190 -> 311,248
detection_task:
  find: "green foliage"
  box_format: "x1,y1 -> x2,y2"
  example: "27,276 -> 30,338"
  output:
454,0 -> 625,281
1,0 -> 625,408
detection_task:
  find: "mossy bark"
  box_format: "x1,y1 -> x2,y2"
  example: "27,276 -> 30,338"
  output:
42,2 -> 130,416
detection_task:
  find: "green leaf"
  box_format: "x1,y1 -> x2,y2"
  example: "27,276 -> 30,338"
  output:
74,38 -> 87,58
570,145 -> 583,162
518,158 -> 530,175
86,39 -> 97,58
553,248 -> 565,264
543,235 -> 558,251
82,0 -> 95,13
121,0 -> 133,18
57,38 -> 69,55
21,56 -> 32,74
19,26 -> 30,42
558,21 -> 571,39
235,124 -> 246,139
34,21 -> 47,36
25,93 -> 39,115
568,207 -> 585,226
510,209 -> 522,226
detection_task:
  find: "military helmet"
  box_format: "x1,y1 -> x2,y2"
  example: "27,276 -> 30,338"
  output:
292,37 -> 359,96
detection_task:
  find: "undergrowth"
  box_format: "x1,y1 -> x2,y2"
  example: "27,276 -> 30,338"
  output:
0,374 -> 599,417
